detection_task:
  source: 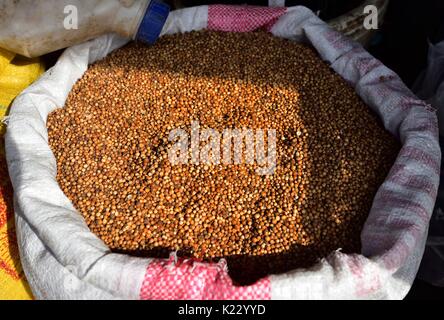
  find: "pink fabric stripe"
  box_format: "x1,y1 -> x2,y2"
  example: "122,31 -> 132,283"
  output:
354,57 -> 383,75
387,164 -> 436,198
398,146 -> 441,175
375,190 -> 430,223
402,117 -> 439,139
140,256 -> 271,300
398,97 -> 436,113
381,238 -> 415,270
323,28 -> 352,51
208,5 -> 287,33
363,210 -> 426,270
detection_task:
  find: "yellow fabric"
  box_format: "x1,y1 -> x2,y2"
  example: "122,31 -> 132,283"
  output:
0,204 -> 33,300
0,49 -> 44,300
0,54 -> 45,135
0,55 -> 45,106
0,48 -> 15,75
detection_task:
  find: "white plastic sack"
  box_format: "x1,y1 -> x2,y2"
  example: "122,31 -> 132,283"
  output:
5,5 -> 440,299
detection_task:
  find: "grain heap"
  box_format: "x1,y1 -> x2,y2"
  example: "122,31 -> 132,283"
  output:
47,30 -> 399,284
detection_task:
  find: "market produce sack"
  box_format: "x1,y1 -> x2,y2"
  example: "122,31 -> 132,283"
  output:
5,5 -> 441,299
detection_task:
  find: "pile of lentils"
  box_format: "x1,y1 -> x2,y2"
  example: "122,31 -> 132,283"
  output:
47,30 -> 400,285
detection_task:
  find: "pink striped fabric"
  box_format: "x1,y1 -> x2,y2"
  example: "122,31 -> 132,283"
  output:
208,5 -> 286,32
140,255 -> 271,300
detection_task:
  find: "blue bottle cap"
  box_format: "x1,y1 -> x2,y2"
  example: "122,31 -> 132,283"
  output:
136,0 -> 170,44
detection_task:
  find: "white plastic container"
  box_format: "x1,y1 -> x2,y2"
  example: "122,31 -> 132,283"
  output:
0,0 -> 169,58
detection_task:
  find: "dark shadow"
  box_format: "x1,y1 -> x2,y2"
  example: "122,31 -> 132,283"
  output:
405,279 -> 444,300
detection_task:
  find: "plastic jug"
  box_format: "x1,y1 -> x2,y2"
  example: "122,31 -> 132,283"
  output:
0,0 -> 169,58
